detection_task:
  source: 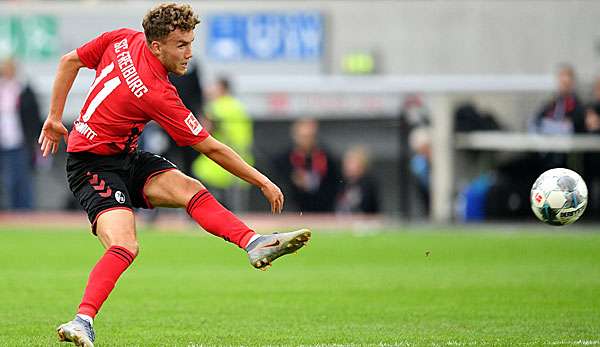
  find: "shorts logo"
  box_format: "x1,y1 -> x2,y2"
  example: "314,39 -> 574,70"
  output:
115,191 -> 126,204
87,172 -> 112,198
185,113 -> 202,136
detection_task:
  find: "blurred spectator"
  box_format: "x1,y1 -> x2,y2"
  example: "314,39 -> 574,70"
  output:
276,119 -> 341,212
591,77 -> 600,105
532,64 -> 585,134
0,57 -> 41,210
530,64 -> 585,169
336,145 -> 380,214
408,126 -> 431,213
397,94 -> 430,219
168,59 -> 204,176
585,103 -> 600,134
192,76 -> 253,211
400,94 -> 430,128
583,100 -> 600,219
586,77 -> 600,130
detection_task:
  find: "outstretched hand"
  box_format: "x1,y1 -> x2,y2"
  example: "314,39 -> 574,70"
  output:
38,118 -> 68,157
260,181 -> 284,213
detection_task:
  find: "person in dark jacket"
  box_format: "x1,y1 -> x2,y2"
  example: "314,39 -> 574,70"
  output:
531,64 -> 585,170
276,119 -> 341,212
583,101 -> 600,220
533,64 -> 585,134
0,57 -> 42,209
336,145 -> 380,214
167,59 -> 204,176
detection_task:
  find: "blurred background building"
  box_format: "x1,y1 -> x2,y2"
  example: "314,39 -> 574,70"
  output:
2,0 -> 600,223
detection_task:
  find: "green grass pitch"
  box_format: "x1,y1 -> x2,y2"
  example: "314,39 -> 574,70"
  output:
1,226 -> 599,346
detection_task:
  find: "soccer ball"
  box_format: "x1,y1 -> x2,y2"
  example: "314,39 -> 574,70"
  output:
530,168 -> 587,226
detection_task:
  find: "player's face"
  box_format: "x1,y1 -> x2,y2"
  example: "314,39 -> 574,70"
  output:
154,29 -> 194,76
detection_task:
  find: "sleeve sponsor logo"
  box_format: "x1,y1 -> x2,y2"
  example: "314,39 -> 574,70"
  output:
185,113 -> 203,135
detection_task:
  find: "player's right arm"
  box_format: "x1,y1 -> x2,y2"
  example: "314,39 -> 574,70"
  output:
148,87 -> 284,213
39,50 -> 84,157
192,136 -> 284,213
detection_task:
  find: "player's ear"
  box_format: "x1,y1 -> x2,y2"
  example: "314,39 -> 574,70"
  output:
148,40 -> 161,55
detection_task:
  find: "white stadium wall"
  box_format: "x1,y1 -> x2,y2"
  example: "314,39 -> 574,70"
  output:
1,1 -> 599,216
0,1 -> 598,124
1,1 -> 599,76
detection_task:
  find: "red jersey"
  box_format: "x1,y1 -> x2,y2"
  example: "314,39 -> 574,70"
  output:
67,28 -> 208,155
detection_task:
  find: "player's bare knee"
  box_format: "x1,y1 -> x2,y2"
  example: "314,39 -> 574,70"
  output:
170,175 -> 203,207
108,239 -> 139,257
182,176 -> 205,205
96,228 -> 138,256
118,240 -> 139,257
184,176 -> 204,194
144,170 -> 207,208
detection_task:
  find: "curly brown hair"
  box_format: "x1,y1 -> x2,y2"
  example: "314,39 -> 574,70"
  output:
142,3 -> 200,42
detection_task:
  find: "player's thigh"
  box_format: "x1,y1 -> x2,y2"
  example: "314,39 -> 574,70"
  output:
144,169 -> 205,208
95,208 -> 138,255
129,151 -> 204,208
67,162 -> 134,233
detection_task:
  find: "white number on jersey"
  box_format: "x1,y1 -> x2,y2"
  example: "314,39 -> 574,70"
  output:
81,63 -> 122,122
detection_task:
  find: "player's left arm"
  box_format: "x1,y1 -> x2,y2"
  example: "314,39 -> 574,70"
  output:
192,136 -> 284,213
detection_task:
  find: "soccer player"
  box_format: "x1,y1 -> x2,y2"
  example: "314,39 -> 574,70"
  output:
38,4 -> 310,347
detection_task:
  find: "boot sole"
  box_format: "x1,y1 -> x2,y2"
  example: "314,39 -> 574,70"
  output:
57,326 -> 94,347
253,229 -> 311,269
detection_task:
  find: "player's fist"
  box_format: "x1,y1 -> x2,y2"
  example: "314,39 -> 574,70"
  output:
38,117 -> 68,157
260,180 -> 284,214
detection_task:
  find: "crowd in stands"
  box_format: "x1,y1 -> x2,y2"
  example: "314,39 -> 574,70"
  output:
274,118 -> 379,215
6,55 -> 600,221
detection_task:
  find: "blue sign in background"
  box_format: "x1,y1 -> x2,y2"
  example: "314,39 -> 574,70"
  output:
206,12 -> 323,61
